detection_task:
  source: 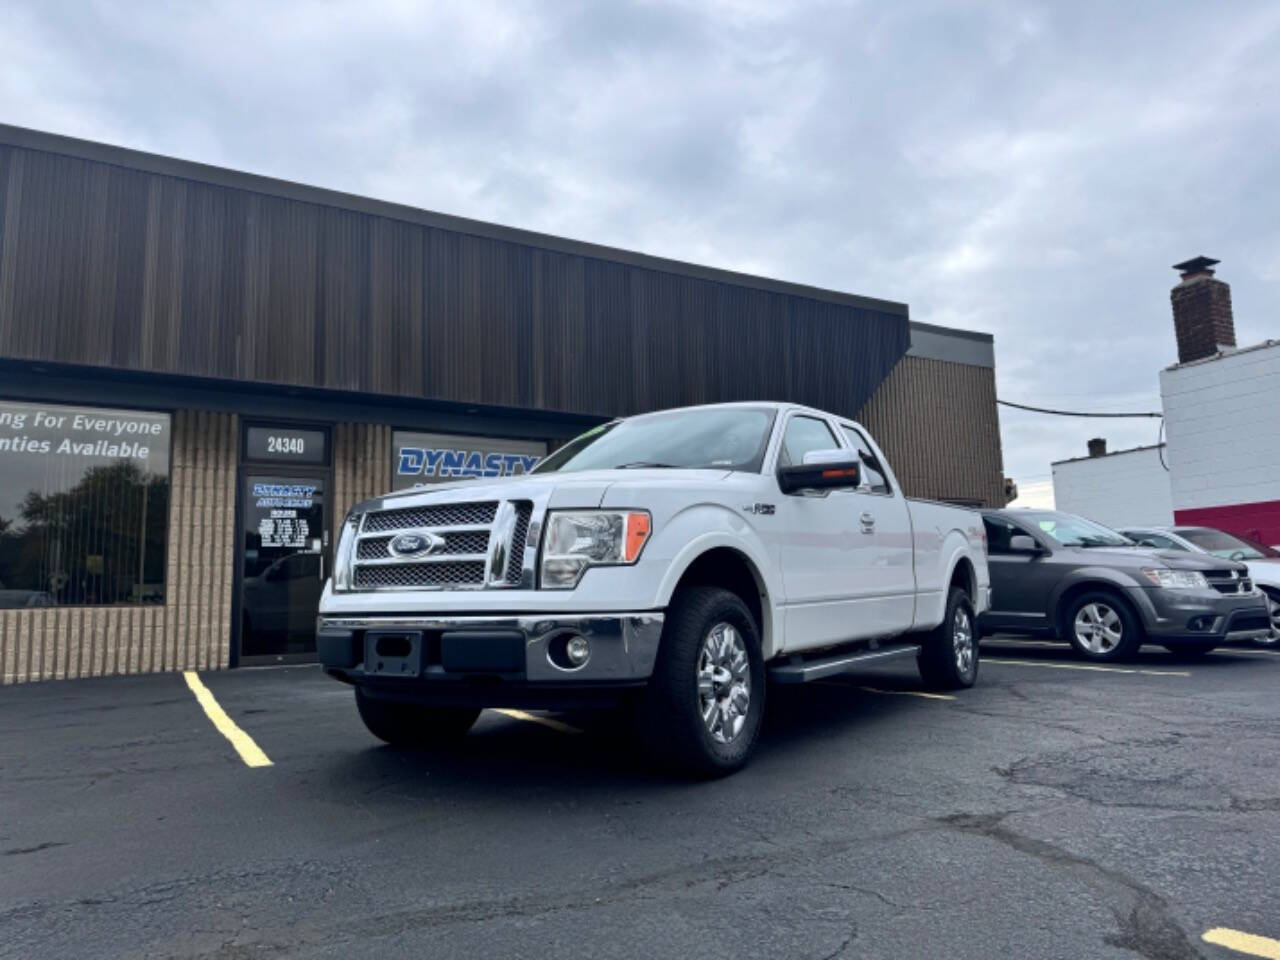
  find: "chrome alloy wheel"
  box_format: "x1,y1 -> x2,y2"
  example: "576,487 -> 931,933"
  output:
1074,602 -> 1123,654
697,622 -> 751,744
952,605 -> 975,676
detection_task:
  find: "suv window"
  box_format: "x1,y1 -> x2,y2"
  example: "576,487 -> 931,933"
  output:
840,426 -> 891,494
982,515 -> 1023,554
1125,531 -> 1180,550
779,416 -> 838,468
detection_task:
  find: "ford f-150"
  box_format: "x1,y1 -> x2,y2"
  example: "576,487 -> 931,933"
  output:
317,402 -> 991,776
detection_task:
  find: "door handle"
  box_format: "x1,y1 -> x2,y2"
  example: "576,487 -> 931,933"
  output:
860,512 -> 875,534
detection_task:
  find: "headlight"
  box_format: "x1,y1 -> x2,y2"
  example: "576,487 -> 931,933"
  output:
1141,568 -> 1209,589
540,510 -> 651,589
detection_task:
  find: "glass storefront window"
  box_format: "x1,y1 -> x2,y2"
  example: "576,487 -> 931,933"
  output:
0,400 -> 171,608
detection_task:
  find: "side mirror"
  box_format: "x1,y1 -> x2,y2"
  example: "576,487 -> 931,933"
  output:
1009,534 -> 1044,554
778,449 -> 861,495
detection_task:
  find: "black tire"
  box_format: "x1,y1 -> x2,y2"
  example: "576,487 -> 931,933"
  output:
635,586 -> 765,778
354,687 -> 480,747
1162,641 -> 1219,658
917,586 -> 979,690
1060,590 -> 1144,661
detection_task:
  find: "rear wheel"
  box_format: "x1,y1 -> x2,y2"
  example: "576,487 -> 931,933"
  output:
635,586 -> 764,778
1062,591 -> 1143,661
354,687 -> 480,746
917,586 -> 979,689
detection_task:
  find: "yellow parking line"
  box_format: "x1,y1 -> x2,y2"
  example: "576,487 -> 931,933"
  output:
1203,927 -> 1280,958
492,708 -> 582,735
859,686 -> 955,701
182,671 -> 273,768
984,657 -> 1191,678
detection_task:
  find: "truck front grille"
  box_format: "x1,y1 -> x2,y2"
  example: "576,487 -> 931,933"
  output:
356,531 -> 490,561
361,502 -> 497,533
349,499 -> 532,591
505,502 -> 533,585
354,562 -> 487,589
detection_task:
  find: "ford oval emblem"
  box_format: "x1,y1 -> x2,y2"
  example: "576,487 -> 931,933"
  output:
388,532 -> 444,558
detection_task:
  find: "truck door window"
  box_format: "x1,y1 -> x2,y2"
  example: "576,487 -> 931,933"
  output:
779,416 -> 838,468
839,426 -> 891,494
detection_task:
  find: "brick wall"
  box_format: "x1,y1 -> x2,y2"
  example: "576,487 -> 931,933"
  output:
1171,275 -> 1236,364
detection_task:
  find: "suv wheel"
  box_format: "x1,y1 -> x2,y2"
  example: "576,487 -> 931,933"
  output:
354,688 -> 480,746
1062,591 -> 1143,661
917,586 -> 979,689
636,586 -> 765,778
1259,588 -> 1280,648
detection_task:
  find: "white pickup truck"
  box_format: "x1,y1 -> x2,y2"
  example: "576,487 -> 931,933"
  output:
317,402 -> 991,776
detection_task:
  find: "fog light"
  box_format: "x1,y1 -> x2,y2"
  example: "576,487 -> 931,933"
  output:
566,635 -> 590,666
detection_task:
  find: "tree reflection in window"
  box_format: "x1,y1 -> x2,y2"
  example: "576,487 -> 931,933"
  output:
0,462 -> 169,608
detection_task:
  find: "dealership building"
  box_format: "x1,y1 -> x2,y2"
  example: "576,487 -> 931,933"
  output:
0,124 -> 1005,684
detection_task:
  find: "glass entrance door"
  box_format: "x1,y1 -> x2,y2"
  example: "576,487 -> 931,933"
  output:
239,473 -> 328,660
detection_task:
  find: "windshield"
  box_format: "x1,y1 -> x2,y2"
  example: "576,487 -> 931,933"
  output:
1018,511 -> 1133,548
534,407 -> 777,474
1177,528 -> 1275,560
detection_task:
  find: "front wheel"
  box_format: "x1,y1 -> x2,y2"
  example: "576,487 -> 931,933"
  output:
917,586 -> 979,689
354,688 -> 480,747
1258,588 -> 1280,648
635,586 -> 765,778
1062,591 -> 1143,661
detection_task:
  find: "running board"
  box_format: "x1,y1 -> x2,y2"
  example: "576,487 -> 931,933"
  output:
768,643 -> 921,684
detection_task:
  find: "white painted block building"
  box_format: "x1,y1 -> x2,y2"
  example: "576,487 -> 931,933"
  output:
1052,257 -> 1280,545
1052,444 -> 1172,528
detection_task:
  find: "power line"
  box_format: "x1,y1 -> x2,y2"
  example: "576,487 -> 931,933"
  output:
997,399 -> 1162,418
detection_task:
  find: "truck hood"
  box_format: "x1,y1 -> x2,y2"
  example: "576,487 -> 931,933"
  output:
350,467 -> 735,515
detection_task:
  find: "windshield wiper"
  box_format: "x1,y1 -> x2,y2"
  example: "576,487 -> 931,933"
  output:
614,461 -> 679,469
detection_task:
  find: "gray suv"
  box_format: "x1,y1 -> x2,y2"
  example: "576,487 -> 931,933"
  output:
979,510 -> 1270,660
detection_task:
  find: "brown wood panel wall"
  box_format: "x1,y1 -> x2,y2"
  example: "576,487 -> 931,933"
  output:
0,410 -> 238,684
857,355 -> 1006,507
0,143 -> 909,422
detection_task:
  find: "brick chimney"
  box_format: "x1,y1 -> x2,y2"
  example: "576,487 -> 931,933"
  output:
1087,438 -> 1107,458
1171,256 -> 1236,363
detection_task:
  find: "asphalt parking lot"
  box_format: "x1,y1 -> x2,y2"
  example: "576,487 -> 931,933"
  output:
2,639 -> 1279,960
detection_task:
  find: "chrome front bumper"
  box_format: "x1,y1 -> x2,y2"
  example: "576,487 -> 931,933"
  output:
316,612 -> 664,683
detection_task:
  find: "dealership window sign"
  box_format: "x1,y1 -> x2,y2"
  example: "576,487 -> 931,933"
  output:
392,431 -> 546,490
0,400 -> 171,608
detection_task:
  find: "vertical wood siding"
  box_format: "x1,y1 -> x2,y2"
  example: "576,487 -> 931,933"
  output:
0,143 -> 909,422
0,411 -> 237,684
858,356 -> 1006,507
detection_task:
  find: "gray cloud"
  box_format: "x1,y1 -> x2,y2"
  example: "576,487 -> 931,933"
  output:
2,0 -> 1277,500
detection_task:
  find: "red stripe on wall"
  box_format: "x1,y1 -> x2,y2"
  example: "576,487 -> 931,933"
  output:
1174,499 -> 1280,548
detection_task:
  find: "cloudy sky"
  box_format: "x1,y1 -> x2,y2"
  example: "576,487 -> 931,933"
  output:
2,0 -> 1278,504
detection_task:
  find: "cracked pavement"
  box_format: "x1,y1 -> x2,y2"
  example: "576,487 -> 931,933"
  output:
1,639 -> 1278,959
